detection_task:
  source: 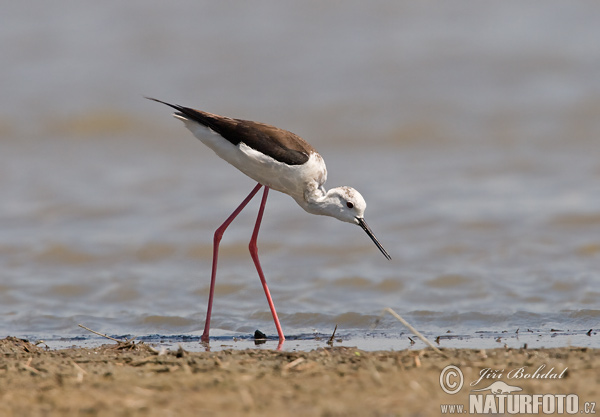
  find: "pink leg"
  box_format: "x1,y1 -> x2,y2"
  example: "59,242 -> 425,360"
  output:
201,183 -> 263,342
249,186 -> 285,343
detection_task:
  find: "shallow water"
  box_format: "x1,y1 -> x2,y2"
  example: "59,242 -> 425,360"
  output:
1,1 -> 599,349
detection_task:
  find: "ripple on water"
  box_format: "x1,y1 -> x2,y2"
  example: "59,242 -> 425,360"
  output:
333,276 -> 372,288
426,274 -> 475,289
134,242 -> 177,262
48,284 -> 92,298
98,284 -> 141,303
35,243 -> 98,265
575,243 -> 600,257
373,278 -> 404,292
213,283 -> 249,296
141,315 -> 197,328
550,213 -> 600,227
248,311 -> 378,330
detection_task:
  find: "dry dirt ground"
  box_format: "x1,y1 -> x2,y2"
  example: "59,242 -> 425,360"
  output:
0,336 -> 598,416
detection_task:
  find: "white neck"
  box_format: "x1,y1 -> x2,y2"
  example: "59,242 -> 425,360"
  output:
294,185 -> 364,224
294,185 -> 330,216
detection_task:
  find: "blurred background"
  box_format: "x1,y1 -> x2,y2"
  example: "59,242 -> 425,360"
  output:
1,1 -> 599,348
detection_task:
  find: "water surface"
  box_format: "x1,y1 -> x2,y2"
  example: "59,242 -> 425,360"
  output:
1,1 -> 599,349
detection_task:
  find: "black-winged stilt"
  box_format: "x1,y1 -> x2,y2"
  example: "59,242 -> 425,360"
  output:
148,98 -> 391,344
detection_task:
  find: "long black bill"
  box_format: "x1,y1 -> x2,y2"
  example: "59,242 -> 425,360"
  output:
357,218 -> 391,260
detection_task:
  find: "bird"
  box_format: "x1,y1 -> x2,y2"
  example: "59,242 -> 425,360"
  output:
147,97 -> 391,344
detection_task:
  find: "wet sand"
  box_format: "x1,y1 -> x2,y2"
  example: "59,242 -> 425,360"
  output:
0,336 -> 598,416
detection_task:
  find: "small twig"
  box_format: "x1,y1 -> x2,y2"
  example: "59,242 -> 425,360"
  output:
284,357 -> 305,370
379,308 -> 445,356
72,361 -> 87,382
78,324 -> 136,344
72,361 -> 87,374
23,357 -> 40,375
78,323 -> 123,342
327,324 -> 338,345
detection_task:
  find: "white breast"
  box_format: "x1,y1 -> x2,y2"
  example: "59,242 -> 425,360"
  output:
180,115 -> 328,202
238,145 -> 327,199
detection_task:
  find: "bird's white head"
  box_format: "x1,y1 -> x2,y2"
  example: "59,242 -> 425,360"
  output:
323,187 -> 391,260
324,186 -> 367,224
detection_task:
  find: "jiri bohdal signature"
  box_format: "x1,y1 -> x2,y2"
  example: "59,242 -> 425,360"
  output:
470,364 -> 568,387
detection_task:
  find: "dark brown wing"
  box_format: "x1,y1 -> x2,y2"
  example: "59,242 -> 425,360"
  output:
147,98 -> 315,165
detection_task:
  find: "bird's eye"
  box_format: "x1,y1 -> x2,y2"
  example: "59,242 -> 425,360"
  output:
346,201 -> 354,209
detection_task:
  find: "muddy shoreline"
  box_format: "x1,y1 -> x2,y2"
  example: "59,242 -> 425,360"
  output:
0,336 -> 598,416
